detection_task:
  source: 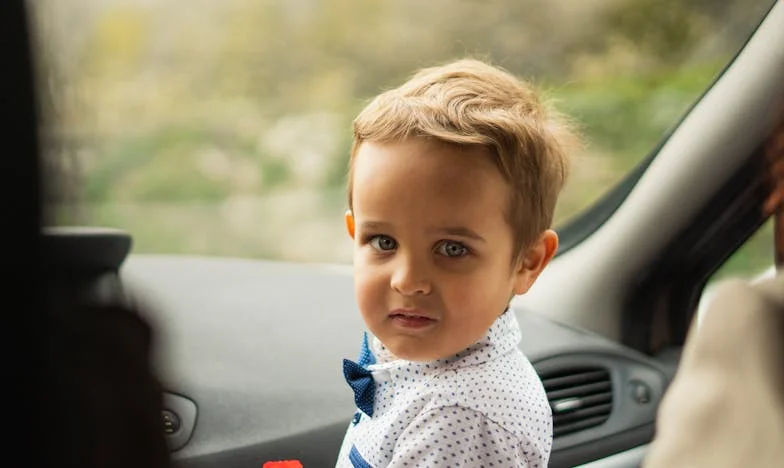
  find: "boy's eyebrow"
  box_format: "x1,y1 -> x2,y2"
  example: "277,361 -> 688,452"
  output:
359,222 -> 485,242
433,227 -> 487,243
360,220 -> 393,231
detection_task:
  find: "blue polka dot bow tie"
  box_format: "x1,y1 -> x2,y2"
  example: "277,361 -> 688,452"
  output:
343,332 -> 377,417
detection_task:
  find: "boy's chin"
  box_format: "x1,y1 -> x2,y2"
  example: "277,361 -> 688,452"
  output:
384,338 -> 461,362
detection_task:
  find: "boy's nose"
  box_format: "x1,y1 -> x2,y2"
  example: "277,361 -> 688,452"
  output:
390,256 -> 432,296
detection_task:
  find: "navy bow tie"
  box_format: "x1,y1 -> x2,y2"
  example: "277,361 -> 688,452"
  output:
343,332 -> 376,417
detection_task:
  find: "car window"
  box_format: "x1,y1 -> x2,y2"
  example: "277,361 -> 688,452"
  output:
709,218 -> 775,285
695,218 -> 774,326
29,0 -> 776,263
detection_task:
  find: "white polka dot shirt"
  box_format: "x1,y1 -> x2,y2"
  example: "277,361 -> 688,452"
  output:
336,310 -> 552,467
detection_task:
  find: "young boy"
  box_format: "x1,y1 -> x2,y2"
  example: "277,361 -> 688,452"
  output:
337,58 -> 579,467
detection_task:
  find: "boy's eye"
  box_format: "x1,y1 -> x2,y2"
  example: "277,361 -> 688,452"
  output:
369,235 -> 397,252
436,240 -> 469,258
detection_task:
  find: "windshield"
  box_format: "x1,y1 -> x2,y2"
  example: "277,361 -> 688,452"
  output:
30,0 -> 775,263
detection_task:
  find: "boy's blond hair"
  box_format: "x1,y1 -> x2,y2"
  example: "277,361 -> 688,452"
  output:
347,58 -> 580,259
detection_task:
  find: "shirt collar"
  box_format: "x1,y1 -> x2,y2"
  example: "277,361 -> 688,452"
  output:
367,309 -> 521,372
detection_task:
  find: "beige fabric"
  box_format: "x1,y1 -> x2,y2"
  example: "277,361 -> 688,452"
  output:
644,274 -> 784,468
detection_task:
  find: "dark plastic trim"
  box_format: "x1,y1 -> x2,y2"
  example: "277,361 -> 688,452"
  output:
163,392 -> 198,452
42,226 -> 132,273
534,351 -> 667,455
622,145 -> 770,352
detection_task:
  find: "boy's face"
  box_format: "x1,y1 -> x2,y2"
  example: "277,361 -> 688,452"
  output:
349,138 -> 556,361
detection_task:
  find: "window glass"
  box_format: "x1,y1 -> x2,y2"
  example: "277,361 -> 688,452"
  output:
711,218 -> 774,284
30,0 -> 776,263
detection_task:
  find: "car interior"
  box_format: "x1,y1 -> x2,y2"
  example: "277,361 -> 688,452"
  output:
9,1 -> 784,467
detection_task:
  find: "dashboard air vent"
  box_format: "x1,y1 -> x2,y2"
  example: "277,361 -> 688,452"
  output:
540,367 -> 612,438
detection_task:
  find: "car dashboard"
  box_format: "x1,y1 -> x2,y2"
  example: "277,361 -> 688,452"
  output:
116,254 -> 673,468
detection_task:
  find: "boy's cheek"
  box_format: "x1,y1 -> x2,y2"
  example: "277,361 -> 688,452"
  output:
352,252 -> 378,275
351,247 -> 371,271
442,286 -> 487,314
352,244 -> 378,263
353,266 -> 385,302
442,274 -> 509,310
354,282 -> 386,327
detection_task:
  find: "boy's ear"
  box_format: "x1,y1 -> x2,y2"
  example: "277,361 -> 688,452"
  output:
513,230 -> 559,295
345,210 -> 355,239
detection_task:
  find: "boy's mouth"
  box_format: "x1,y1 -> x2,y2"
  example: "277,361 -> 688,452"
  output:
388,309 -> 437,329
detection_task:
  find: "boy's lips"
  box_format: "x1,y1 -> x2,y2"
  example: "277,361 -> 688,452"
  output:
388,309 -> 438,329
388,308 -> 437,320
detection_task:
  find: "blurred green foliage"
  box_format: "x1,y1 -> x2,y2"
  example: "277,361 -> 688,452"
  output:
31,0 -> 775,278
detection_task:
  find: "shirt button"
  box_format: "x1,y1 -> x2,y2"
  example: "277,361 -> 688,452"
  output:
352,412 -> 362,425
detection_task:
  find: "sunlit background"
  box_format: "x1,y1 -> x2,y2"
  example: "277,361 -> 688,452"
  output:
29,0 -> 774,276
